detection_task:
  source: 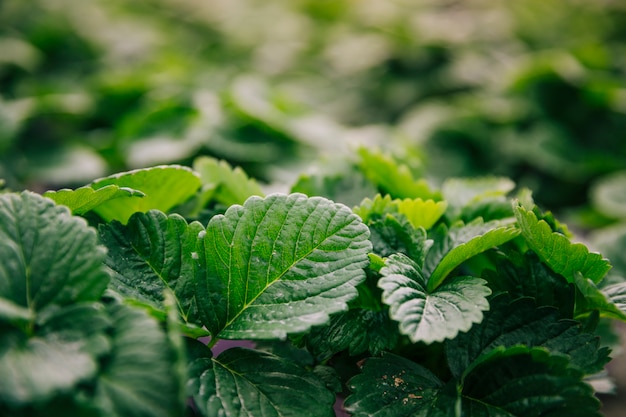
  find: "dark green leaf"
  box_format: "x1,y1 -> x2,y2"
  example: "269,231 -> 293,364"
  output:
446,296 -> 610,378
368,215 -> 429,261
99,210 -> 203,322
344,353 -> 452,417
461,346 -> 602,417
0,191 -> 109,312
189,347 -> 335,417
514,202 -> 611,283
379,254 -> 490,344
195,193 -> 372,339
574,273 -> 626,320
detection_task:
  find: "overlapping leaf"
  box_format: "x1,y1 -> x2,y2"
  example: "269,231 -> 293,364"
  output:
195,193 -> 371,339
90,165 -> 202,223
0,191 -> 109,312
43,184 -> 144,215
99,210 -> 203,322
188,347 -> 335,417
379,254 -> 490,344
514,202 -> 611,283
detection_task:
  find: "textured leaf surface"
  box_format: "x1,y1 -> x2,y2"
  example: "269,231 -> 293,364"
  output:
196,193 -> 371,339
514,202 -> 611,283
368,215 -> 429,260
397,198 -> 447,230
0,191 -> 109,312
446,296 -> 610,378
189,347 -> 335,417
461,346 -> 602,417
99,210 -> 203,322
427,220 -> 519,291
604,282 -> 626,314
379,254 -> 490,344
344,353 -> 451,417
91,165 -> 201,223
574,273 -> 626,320
193,156 -> 264,206
43,185 -> 144,215
93,304 -> 184,417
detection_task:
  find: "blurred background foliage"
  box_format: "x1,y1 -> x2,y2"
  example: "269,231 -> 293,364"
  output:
1,0 -> 626,412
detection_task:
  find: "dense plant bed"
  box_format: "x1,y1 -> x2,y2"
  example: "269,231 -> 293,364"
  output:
1,151 -> 625,416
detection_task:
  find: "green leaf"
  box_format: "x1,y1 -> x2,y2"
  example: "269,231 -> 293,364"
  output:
292,171 -> 377,208
368,215 -> 429,261
446,296 -> 610,378
379,254 -> 490,344
305,308 -> 399,360
90,165 -> 202,224
603,282 -> 626,314
460,346 -> 602,417
189,347 -> 335,417
441,176 -> 515,221
193,156 -> 264,207
574,273 -> 626,320
427,219 -> 519,291
93,304 -> 185,417
514,202 -> 611,283
43,185 -> 144,215
344,353 -> 453,417
196,193 -> 371,339
396,198 -> 448,230
0,191 -> 109,312
99,210 -> 203,322
357,148 -> 439,200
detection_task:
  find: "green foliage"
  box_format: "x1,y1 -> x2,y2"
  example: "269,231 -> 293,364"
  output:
1,155 -> 624,416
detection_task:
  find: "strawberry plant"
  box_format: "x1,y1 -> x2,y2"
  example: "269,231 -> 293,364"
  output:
1,152 -> 625,416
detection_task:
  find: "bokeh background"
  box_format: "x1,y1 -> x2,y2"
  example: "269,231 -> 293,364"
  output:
1,0 -> 626,414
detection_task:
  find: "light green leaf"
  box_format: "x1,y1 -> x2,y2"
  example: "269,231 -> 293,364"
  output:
91,165 -> 201,224
189,347 -> 335,417
357,148 -> 439,200
397,198 -> 447,230
460,346 -> 602,417
44,184 -> 144,215
446,296 -> 611,378
196,193 -> 371,339
0,191 -> 109,312
574,273 -> 626,320
99,210 -> 203,322
344,353 -> 453,417
193,156 -> 264,206
514,202 -> 611,283
425,218 -> 519,291
93,304 -> 185,417
379,254 -> 490,344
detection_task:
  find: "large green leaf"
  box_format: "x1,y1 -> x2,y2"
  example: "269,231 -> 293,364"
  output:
514,202 -> 611,283
460,346 -> 602,417
426,219 -> 519,291
93,304 -> 185,417
446,296 -> 610,378
91,165 -> 202,224
344,353 -> 453,417
379,254 -> 490,344
99,210 -> 203,322
43,184 -> 144,216
188,347 -> 335,417
0,191 -> 109,312
196,193 -> 371,339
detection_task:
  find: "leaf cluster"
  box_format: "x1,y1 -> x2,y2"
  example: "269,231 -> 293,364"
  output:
1,152 -> 625,416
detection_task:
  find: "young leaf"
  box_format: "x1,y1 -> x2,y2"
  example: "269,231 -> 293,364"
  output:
189,347 -> 335,417
193,156 -> 264,206
0,191 -> 109,312
43,184 -> 144,216
446,296 -> 611,378
396,198 -> 448,230
379,254 -> 490,344
90,165 -> 202,224
514,202 -> 611,283
344,352 -> 453,417
195,193 -> 371,339
423,218 -> 519,291
357,148 -> 439,200
99,210 -> 203,322
460,346 -> 602,417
